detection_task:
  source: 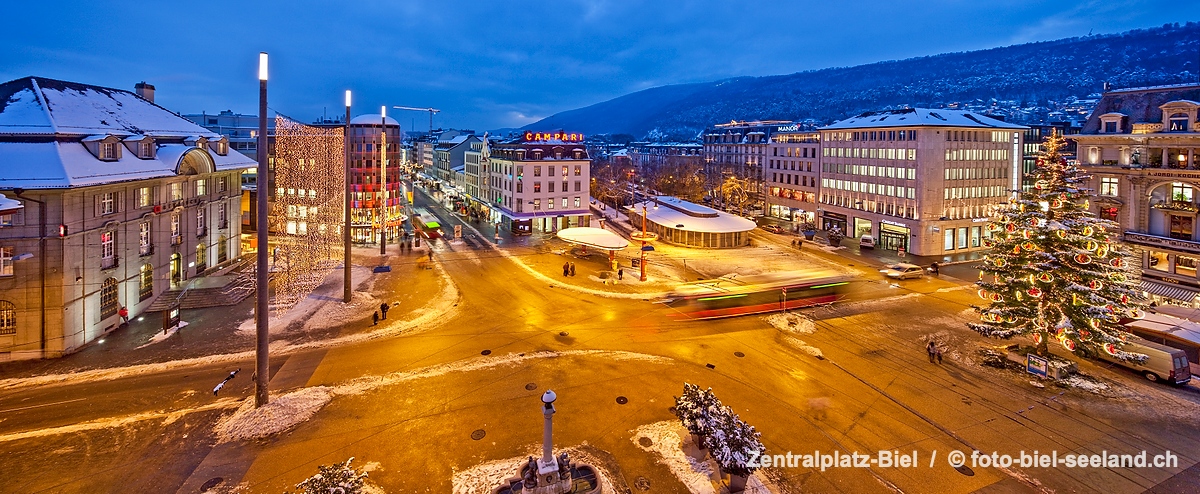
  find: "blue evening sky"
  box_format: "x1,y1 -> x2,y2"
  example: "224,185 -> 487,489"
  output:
1,1 -> 1195,132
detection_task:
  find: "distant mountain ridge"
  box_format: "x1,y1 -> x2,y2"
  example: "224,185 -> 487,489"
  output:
528,22 -> 1200,139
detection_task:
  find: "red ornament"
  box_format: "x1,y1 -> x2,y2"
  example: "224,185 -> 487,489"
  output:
1089,280 -> 1103,290
1027,287 -> 1043,298
1005,223 -> 1017,233
1075,253 -> 1091,264
1062,339 -> 1077,352
1110,258 -> 1124,268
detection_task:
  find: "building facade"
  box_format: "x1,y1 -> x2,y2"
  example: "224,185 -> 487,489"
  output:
765,129 -> 821,224
0,77 -> 254,359
702,121 -> 791,208
629,142 -> 703,174
486,131 -> 592,234
1072,83 -> 1200,306
819,108 -> 1026,256
346,114 -> 405,244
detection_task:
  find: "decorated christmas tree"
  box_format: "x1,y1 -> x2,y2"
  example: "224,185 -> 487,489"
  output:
970,131 -> 1146,362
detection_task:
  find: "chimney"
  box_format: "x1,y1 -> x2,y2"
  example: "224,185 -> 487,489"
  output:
134,82 -> 155,103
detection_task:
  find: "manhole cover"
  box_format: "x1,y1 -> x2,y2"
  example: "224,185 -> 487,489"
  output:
634,476 -> 651,490
559,331 -> 569,336
471,429 -> 486,440
954,464 -> 975,476
481,349 -> 492,356
525,383 -> 537,391
616,396 -> 628,405
734,351 -> 745,358
638,437 -> 653,447
200,477 -> 224,491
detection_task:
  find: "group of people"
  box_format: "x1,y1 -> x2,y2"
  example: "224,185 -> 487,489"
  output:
372,302 -> 393,326
790,238 -> 804,249
562,262 -> 576,277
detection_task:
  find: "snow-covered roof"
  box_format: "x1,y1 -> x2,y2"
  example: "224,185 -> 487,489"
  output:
821,108 -> 1027,130
0,77 -> 224,137
0,142 -> 255,189
349,114 -> 400,126
556,227 -> 630,251
1128,312 -> 1200,346
0,76 -> 255,189
632,197 -> 756,234
0,195 -> 23,214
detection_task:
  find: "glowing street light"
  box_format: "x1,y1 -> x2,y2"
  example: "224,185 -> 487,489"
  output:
254,51 -> 270,408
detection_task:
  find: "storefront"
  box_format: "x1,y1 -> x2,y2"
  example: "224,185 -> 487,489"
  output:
879,220 -> 911,252
1126,232 -> 1200,306
821,211 -> 847,233
852,218 -> 873,239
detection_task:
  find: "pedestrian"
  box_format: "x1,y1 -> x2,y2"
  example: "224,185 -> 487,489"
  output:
797,239 -> 803,250
618,268 -> 624,280
926,340 -> 936,363
936,346 -> 944,364
380,302 -> 389,320
569,262 -> 576,277
792,239 -> 797,248
563,262 -> 570,277
372,311 -> 379,326
428,250 -> 434,262
118,306 -> 130,325
930,262 -> 940,276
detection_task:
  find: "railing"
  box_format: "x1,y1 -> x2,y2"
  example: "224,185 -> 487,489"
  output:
197,227 -> 207,238
101,255 -> 119,270
139,245 -> 154,257
1152,200 -> 1199,213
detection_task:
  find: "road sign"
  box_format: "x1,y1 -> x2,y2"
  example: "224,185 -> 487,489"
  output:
454,224 -> 462,239
1026,353 -> 1049,378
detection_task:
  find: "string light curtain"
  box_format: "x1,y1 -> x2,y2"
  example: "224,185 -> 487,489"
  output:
270,115 -> 346,314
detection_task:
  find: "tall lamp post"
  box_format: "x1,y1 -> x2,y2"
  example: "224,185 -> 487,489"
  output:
254,52 -> 270,408
380,106 -> 388,255
343,90 -> 352,303
640,202 -> 648,281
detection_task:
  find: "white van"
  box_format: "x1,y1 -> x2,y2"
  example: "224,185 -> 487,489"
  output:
859,235 -> 876,249
1083,336 -> 1191,385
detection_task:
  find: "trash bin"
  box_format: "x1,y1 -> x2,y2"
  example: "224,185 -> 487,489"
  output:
632,258 -> 640,267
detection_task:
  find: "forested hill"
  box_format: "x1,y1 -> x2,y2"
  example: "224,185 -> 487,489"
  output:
527,22 -> 1200,139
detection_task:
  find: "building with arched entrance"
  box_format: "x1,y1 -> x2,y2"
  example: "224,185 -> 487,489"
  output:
1074,83 -> 1200,306
0,76 -> 254,359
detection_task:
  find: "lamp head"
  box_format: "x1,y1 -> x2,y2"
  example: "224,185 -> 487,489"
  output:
258,52 -> 268,81
542,390 -> 557,405
345,90 -> 351,108
381,106 -> 386,120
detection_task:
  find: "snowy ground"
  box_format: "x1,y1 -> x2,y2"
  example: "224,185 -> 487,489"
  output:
450,444 -> 616,494
632,420 -> 777,494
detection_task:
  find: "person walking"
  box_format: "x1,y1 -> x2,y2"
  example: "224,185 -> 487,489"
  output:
926,340 -> 936,363
618,268 -> 624,281
372,311 -> 379,326
118,306 -> 130,325
569,262 -> 576,277
380,302 -> 389,320
797,239 -> 803,250
930,262 -> 940,276
791,239 -> 797,248
563,262 -> 570,277
936,346 -> 944,364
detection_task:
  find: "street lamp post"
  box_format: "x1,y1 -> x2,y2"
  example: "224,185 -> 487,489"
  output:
254,52 -> 270,408
640,202 -> 648,282
343,90 -> 352,303
380,106 -> 388,255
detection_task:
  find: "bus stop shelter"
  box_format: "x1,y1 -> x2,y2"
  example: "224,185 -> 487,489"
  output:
556,227 -> 630,270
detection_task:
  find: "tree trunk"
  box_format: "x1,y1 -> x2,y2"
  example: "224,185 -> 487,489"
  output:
1036,330 -> 1050,356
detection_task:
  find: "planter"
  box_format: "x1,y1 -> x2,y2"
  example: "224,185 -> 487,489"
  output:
690,433 -> 706,450
802,230 -> 816,240
729,473 -> 749,493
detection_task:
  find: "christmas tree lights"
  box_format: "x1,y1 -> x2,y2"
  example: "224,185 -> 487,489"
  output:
970,131 -> 1146,362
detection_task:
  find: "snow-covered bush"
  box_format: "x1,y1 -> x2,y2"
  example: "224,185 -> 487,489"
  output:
673,383 -> 721,438
705,407 -> 766,478
287,457 -> 368,494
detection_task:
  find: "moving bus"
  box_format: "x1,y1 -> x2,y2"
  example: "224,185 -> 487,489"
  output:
661,270 -> 852,320
410,210 -> 445,239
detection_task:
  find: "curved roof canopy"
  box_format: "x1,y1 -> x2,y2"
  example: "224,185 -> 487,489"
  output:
556,227 -> 630,251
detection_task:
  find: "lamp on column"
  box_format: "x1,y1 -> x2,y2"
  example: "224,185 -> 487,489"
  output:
253,51 -> 270,408
343,89 -> 352,303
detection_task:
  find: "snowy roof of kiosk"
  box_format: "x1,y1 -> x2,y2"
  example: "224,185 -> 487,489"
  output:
631,196 -> 756,234
1128,312 -> 1200,346
821,108 -> 1027,130
556,227 -> 630,251
349,114 -> 400,126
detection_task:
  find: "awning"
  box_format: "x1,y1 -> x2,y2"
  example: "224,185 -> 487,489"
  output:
1140,279 -> 1200,302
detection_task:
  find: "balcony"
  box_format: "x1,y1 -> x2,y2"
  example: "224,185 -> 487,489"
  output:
139,244 -> 154,257
1132,123 -> 1164,134
171,234 -> 183,245
1152,200 -> 1199,213
100,255 -> 119,270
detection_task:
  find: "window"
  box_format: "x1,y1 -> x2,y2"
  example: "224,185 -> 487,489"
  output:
1100,207 -> 1118,221
562,197 -> 568,208
575,165 -> 582,176
1104,121 -> 1117,133
171,214 -> 181,243
574,181 -> 581,192
99,192 -> 115,215
534,166 -> 542,177
101,142 -> 118,160
957,227 -> 968,249
197,209 -> 206,236
971,226 -> 982,247
218,203 -> 228,228
170,183 -> 183,202
0,247 -> 12,277
1169,113 -> 1190,132
0,300 -> 13,335
1100,177 -> 1119,196
101,231 -> 116,268
139,222 -> 152,255
0,213 -> 13,227
196,179 -> 207,196
100,278 -> 118,319
533,199 -> 541,210
534,182 -> 542,193
136,187 -> 150,208
549,182 -> 555,193
218,176 -> 228,193
516,181 -> 523,193
944,229 -> 955,251
196,243 -> 207,272
1172,182 -> 1193,202
141,141 -> 154,158
139,264 -> 153,301
574,197 -> 581,208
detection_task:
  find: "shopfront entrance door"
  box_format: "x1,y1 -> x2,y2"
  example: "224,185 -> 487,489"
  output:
880,228 -> 909,252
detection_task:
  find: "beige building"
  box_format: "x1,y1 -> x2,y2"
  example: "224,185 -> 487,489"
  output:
0,77 -> 254,359
486,132 -> 591,235
1073,83 -> 1200,306
819,108 -> 1026,256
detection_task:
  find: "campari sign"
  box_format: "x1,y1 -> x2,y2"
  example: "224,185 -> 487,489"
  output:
524,131 -> 585,142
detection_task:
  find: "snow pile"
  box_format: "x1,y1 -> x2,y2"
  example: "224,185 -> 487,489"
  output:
763,312 -> 815,335
632,421 -> 717,493
451,444 -> 614,494
781,336 -> 823,358
136,321 -> 189,349
1058,374 -> 1110,393
214,386 -> 332,443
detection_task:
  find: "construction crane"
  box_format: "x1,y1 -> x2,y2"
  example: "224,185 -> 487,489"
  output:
392,106 -> 441,137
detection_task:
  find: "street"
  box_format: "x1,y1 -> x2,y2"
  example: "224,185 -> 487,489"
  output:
1,186 -> 1199,494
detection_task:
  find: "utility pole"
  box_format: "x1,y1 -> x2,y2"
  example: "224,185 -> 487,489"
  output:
343,90 -> 352,303
254,52 -> 270,408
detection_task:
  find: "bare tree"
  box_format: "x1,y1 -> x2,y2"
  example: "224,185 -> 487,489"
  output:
720,176 -> 753,216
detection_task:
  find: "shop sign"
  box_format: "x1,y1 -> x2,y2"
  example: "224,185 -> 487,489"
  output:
881,219 -> 907,228
524,131 -> 584,142
972,217 -> 990,222
1124,232 -> 1200,255
822,211 -> 847,221
775,124 -> 800,132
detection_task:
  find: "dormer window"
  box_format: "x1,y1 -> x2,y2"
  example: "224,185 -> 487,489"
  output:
101,142 -> 118,160
1104,121 -> 1117,133
1169,113 -> 1190,132
209,138 -> 229,156
141,142 -> 154,158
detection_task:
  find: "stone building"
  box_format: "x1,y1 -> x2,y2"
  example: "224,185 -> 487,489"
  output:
0,77 -> 254,359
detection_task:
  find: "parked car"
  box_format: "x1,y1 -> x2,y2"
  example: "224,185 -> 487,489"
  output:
881,263 -> 924,280
859,235 -> 876,249
760,224 -> 784,234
